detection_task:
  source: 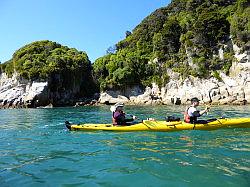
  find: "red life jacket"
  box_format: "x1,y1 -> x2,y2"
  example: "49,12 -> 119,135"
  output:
184,107 -> 191,123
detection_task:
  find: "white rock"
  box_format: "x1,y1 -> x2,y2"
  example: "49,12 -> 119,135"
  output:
98,92 -> 129,104
233,44 -> 241,55
24,82 -> 48,101
219,47 -> 224,60
219,96 -> 237,105
0,72 -> 47,107
220,72 -> 237,87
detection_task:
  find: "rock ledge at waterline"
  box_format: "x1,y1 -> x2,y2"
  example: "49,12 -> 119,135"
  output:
99,72 -> 250,106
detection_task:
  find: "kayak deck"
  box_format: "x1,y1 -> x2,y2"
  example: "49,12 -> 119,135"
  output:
65,118 -> 250,132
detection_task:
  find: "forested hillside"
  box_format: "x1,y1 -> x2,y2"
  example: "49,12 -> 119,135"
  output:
0,40 -> 90,79
93,0 -> 249,90
0,40 -> 97,98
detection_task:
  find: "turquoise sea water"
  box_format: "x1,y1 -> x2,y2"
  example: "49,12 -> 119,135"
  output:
0,105 -> 249,187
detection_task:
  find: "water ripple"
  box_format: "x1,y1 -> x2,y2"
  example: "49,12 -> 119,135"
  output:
0,106 -> 249,186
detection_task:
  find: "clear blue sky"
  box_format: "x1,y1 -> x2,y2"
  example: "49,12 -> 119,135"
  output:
0,0 -> 170,63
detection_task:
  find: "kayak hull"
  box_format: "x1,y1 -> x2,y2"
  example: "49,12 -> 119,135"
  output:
65,118 -> 250,132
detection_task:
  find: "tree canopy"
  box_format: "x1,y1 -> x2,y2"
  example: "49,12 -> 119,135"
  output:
93,0 -> 249,90
1,40 -> 91,80
0,40 -> 97,98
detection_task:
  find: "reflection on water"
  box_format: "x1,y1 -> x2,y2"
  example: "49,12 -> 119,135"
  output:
0,105 -> 249,186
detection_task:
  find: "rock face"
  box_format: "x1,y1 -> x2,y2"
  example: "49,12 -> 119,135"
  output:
0,71 -> 97,108
99,92 -> 129,105
0,40 -> 98,108
99,69 -> 249,106
0,72 -> 48,108
160,70 -> 249,105
99,45 -> 250,106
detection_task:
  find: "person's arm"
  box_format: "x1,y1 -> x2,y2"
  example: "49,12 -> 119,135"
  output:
189,107 -> 203,117
115,112 -> 135,123
199,106 -> 210,116
124,118 -> 134,122
124,114 -> 137,122
188,107 -> 199,117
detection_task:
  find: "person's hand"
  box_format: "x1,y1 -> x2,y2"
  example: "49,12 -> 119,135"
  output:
205,105 -> 210,112
147,118 -> 155,121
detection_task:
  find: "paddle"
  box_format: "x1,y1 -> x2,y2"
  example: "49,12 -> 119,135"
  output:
205,104 -> 211,114
127,114 -> 157,128
65,121 -> 72,130
127,114 -> 138,120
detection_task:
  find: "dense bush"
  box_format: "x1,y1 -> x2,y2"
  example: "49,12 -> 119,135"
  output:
1,40 -> 91,81
1,40 -> 97,97
93,0 -> 248,90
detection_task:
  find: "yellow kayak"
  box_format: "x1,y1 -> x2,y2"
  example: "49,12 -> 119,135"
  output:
65,118 -> 250,132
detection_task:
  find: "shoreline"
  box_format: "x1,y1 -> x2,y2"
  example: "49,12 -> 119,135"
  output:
0,101 -> 249,109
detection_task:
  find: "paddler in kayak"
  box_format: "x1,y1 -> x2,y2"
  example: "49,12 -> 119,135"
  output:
110,102 -> 137,126
184,97 -> 210,124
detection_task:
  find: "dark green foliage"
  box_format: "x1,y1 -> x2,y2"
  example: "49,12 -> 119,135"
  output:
194,5 -> 231,48
212,70 -> 223,81
1,40 -> 97,98
222,52 -> 234,74
228,0 -> 250,46
125,31 -> 132,38
0,60 -> 14,76
2,40 -> 91,80
93,0 -> 248,90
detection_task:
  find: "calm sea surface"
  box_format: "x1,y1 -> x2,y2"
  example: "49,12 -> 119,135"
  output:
0,105 -> 249,187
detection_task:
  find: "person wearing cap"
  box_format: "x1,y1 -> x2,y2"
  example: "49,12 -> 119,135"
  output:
110,102 -> 137,126
184,97 -> 209,123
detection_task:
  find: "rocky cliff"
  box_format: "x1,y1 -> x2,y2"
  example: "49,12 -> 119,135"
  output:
99,43 -> 250,105
95,0 -> 250,105
0,40 -> 98,108
0,71 -> 96,108
0,72 -> 46,108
